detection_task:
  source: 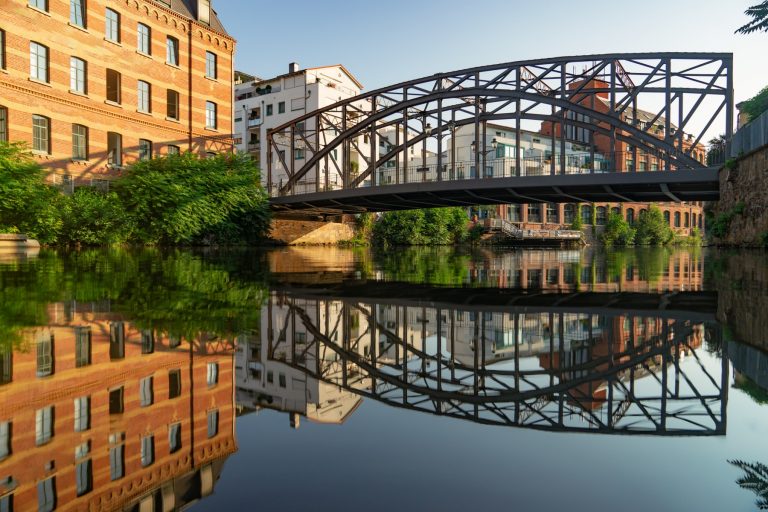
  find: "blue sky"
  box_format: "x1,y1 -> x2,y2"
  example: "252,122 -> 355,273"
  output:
215,0 -> 767,102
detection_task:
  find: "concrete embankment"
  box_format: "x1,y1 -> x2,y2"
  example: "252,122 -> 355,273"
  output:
0,234 -> 41,260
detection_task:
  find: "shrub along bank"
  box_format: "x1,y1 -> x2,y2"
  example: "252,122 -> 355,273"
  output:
0,142 -> 271,246
600,205 -> 699,246
371,207 -> 477,246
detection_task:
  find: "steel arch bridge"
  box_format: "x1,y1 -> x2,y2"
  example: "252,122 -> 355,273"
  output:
267,52 -> 733,215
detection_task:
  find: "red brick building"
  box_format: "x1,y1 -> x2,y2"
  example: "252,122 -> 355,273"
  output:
0,0 -> 235,187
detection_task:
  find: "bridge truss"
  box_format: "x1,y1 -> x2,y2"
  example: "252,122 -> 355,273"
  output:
267,53 -> 732,214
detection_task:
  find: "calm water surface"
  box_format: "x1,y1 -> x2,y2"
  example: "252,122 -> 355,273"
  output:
0,246 -> 767,511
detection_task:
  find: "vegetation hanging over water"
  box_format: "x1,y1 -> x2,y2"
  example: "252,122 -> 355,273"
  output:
372,207 -> 473,246
0,142 -> 271,246
600,206 -> 677,246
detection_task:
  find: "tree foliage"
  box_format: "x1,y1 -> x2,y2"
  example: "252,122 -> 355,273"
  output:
730,460 -> 768,510
601,213 -> 636,246
739,85 -> 768,123
373,207 -> 469,246
736,1 -> 768,34
59,188 -> 134,246
634,206 -> 674,246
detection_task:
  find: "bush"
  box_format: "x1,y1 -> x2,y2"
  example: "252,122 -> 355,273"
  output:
570,214 -> 584,231
740,85 -> 768,123
114,152 -> 270,245
59,188 -> 133,246
710,202 -> 746,239
601,213 -> 636,246
634,206 -> 674,246
373,207 -> 469,246
0,142 -> 63,243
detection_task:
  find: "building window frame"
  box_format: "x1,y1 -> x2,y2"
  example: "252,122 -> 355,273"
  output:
167,89 -> 179,120
168,422 -> 181,453
37,476 -> 56,512
166,36 -> 179,66
32,114 -> 50,154
205,51 -> 217,79
205,101 -> 217,129
0,29 -> 7,71
137,22 -> 151,55
141,434 -> 154,467
139,139 -> 153,161
107,131 -> 122,167
35,406 -> 54,446
72,124 -> 89,161
207,409 -> 218,438
30,41 -> 49,83
105,8 -> 120,42
140,376 -> 154,407
74,395 -> 90,432
74,325 -> 91,366
137,80 -> 151,113
0,421 -> 10,461
70,57 -> 87,94
70,0 -> 86,28
207,362 -> 218,387
0,106 -> 8,143
29,0 -> 49,12
75,458 -> 92,496
106,68 -> 121,104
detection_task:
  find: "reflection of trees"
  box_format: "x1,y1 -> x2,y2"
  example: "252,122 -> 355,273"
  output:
730,460 -> 768,509
371,246 -> 474,286
0,249 -> 268,348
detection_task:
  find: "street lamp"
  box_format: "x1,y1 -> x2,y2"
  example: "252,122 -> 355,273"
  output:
470,137 -> 499,154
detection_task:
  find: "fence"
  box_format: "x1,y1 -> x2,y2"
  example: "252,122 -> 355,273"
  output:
731,109 -> 768,157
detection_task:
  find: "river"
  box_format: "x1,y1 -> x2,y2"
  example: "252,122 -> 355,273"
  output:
0,246 -> 767,511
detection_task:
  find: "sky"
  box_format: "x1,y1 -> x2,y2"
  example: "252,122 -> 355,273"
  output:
215,0 -> 768,103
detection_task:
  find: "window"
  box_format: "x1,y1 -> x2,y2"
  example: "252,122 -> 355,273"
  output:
70,0 -> 86,28
107,132 -> 122,167
664,210 -> 671,225
0,107 -> 7,143
0,30 -> 5,70
36,332 -> 54,377
167,89 -> 179,120
69,57 -> 87,93
581,205 -> 592,225
207,410 -> 218,438
139,139 -> 152,161
168,369 -> 181,399
684,212 -> 690,228
109,445 -> 124,480
626,208 -> 635,225
140,329 -> 154,353
110,322 -> 125,359
0,421 -> 10,461
166,36 -> 179,66
167,144 -> 180,155
106,69 -> 121,103
0,345 -> 11,385
294,148 -> 305,160
30,42 -> 48,82
137,80 -> 151,112
141,435 -> 154,467
527,204 -> 542,223
109,387 -> 124,415
32,115 -> 50,154
137,23 -> 151,54
207,362 -> 218,386
29,0 -> 48,11
168,423 -> 181,453
74,396 -> 90,432
278,373 -> 287,388
564,204 -> 576,224
205,101 -> 217,129
546,203 -> 559,224
278,101 -> 285,114
140,376 -> 153,407
596,206 -> 607,225
266,104 -> 273,116
35,406 -> 54,445
72,124 -> 88,161
205,51 -> 217,79
76,459 -> 92,496
37,477 -> 56,512
267,371 -> 273,384
674,211 -> 681,228
105,8 -> 120,42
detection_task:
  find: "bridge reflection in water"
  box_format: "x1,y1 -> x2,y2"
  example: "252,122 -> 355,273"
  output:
237,285 -> 726,436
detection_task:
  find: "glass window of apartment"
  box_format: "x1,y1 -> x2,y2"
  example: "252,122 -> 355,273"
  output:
139,139 -> 152,161
141,434 -> 154,466
596,206 -> 607,225
626,208 -> 635,225
109,387 -> 123,415
137,80 -> 151,112
109,444 -> 124,480
546,203 -> 559,224
563,204 -> 576,224
0,30 -> 5,71
106,69 -> 121,103
168,369 -> 181,399
581,205 -> 592,225
266,104 -> 273,116
32,115 -> 50,154
29,0 -> 48,11
205,51 -> 217,79
107,132 -> 122,167
207,410 -> 218,438
75,458 -> 92,496
30,42 -> 48,82
109,322 -> 125,359
0,421 -> 10,461
37,477 -> 56,512
167,144 -> 180,155
70,0 -> 86,28
140,376 -> 153,407
74,396 -> 90,432
294,148 -> 305,160
663,210 -> 671,225
278,101 -> 285,114
166,36 -> 179,66
207,362 -> 218,386
72,124 -> 88,161
167,89 -> 179,120
278,373 -> 287,388
35,406 -> 54,445
674,211 -> 681,228
141,329 -> 154,353
527,204 -> 542,223
105,8 -> 120,42
0,346 -> 11,385
36,332 -> 54,377
137,23 -> 151,55
168,423 -> 181,453
205,101 -> 217,129
0,107 -> 7,143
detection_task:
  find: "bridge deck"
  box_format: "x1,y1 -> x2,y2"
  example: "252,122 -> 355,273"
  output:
269,168 -> 720,214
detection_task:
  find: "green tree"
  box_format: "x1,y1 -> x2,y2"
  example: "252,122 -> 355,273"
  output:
59,188 -> 134,246
373,207 -> 469,246
634,206 -> 674,245
739,86 -> 768,123
0,142 -> 63,243
729,460 -> 768,510
601,213 -> 636,246
736,1 -> 768,34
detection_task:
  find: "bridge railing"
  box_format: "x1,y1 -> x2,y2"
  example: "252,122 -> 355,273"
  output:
731,109 -> 768,157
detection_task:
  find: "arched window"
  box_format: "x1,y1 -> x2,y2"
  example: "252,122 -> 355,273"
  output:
596,206 -> 607,225
664,211 -> 671,225
564,204 -> 576,224
611,207 -> 621,217
626,208 -> 635,225
684,213 -> 690,228
692,213 -> 697,228
674,211 -> 681,228
527,203 -> 542,223
581,205 -> 593,225
546,203 -> 559,224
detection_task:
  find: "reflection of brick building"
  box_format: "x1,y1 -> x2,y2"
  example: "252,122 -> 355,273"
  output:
0,303 -> 236,511
0,0 -> 234,187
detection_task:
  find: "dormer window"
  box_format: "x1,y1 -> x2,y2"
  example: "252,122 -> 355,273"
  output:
198,0 -> 210,25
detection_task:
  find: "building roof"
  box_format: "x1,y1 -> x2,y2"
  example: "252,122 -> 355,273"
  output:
252,64 -> 365,91
159,0 -> 230,36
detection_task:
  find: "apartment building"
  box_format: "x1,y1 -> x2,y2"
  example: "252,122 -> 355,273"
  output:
0,0 -> 234,186
0,303 -> 236,510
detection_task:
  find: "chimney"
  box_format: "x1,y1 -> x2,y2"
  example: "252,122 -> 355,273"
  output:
289,62 -> 300,74
198,0 -> 211,25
